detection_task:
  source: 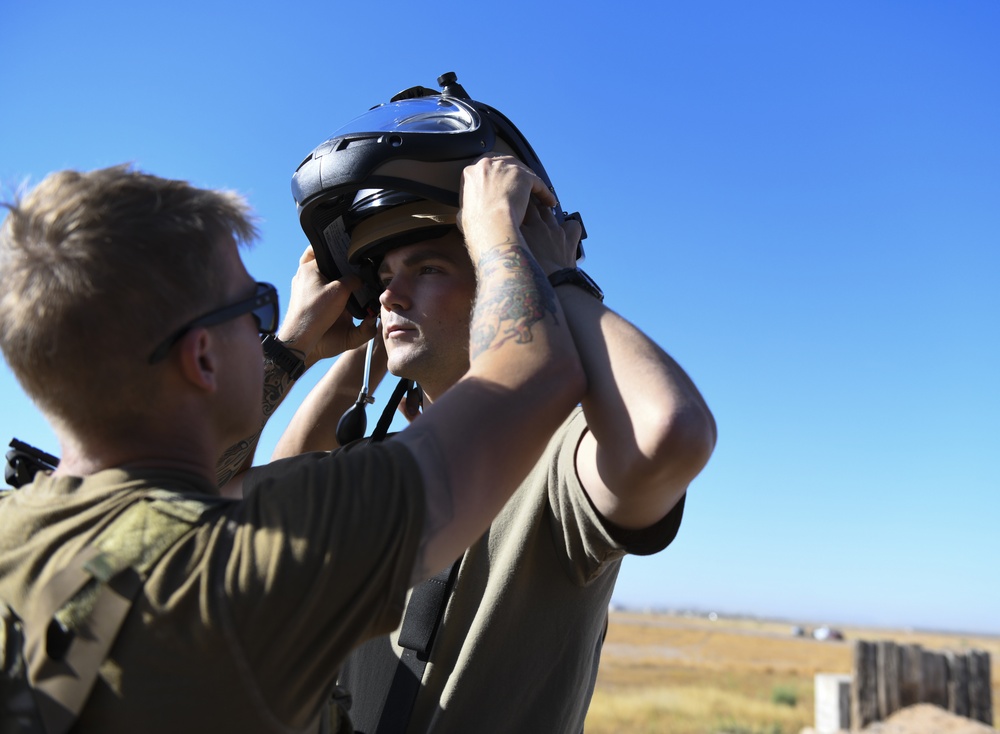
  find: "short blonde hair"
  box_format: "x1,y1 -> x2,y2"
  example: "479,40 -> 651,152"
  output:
0,164 -> 259,433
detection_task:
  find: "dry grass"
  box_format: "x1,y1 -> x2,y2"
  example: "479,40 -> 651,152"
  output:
585,611 -> 999,734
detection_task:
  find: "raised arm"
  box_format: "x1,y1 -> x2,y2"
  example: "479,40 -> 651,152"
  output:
395,156 -> 586,582
217,247 -> 377,494
270,336 -> 388,458
561,288 -> 716,528
522,203 -> 717,531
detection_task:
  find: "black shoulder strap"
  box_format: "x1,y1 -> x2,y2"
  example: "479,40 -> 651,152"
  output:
338,379 -> 459,733
369,379 -> 413,443
337,559 -> 460,734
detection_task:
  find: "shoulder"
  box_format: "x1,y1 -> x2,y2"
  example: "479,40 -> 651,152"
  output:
243,440 -> 422,499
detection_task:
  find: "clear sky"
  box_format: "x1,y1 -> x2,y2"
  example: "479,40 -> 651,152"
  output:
2,1 -> 998,635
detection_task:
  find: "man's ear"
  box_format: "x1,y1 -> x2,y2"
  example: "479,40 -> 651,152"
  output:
176,328 -> 220,393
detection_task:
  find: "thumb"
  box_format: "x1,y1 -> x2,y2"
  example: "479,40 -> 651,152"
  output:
343,317 -> 379,352
299,245 -> 317,265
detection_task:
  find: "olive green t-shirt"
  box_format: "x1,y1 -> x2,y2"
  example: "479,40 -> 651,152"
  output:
0,439 -> 424,733
338,408 -> 686,733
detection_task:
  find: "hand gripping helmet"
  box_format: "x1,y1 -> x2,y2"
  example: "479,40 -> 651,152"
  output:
291,71 -> 585,318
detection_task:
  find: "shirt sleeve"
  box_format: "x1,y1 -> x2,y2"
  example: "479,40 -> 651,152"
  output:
547,409 -> 686,584
218,440 -> 426,726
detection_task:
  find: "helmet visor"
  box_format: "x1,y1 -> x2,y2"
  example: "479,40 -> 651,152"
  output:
329,98 -> 479,138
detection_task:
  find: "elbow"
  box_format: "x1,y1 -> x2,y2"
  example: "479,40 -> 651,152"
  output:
552,350 -> 588,414
638,398 -> 717,488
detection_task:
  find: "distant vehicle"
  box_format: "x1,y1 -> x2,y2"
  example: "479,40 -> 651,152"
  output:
812,626 -> 844,641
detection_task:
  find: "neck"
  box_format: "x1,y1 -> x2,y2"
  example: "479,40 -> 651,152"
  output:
51,423 -> 221,487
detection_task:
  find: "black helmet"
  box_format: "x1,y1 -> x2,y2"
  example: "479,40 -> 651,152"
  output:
292,72 -> 584,318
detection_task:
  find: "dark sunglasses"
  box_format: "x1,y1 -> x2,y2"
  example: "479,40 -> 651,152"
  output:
148,282 -> 279,364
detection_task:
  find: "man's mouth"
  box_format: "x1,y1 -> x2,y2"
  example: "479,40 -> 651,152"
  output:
384,322 -> 416,339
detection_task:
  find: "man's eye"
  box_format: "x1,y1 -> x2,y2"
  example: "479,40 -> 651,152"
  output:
420,265 -> 441,275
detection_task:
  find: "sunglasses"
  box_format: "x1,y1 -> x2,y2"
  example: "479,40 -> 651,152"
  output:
148,282 -> 279,364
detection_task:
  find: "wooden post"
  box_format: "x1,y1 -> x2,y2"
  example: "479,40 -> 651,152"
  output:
968,650 -> 993,726
899,644 -> 923,707
877,640 -> 901,719
921,650 -> 949,709
946,651 -> 970,718
852,640 -> 879,730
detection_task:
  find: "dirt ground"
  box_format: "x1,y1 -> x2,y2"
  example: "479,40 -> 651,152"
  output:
591,611 -> 997,734
801,703 -> 996,734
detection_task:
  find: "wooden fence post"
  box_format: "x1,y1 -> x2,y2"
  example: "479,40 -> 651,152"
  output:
877,640 -> 901,719
968,650 -> 993,726
946,651 -> 970,718
852,640 -> 879,730
899,644 -> 923,707
921,649 -> 948,709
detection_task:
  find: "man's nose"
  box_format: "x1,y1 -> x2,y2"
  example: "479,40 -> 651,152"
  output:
379,275 -> 411,311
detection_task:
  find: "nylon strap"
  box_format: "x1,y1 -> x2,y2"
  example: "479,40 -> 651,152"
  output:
339,379 -> 459,733
372,560 -> 459,734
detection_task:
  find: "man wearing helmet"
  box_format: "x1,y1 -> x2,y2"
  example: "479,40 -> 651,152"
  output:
255,76 -> 718,732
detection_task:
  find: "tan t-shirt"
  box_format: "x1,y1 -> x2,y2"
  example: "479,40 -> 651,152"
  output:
0,439 -> 424,733
338,409 -> 686,733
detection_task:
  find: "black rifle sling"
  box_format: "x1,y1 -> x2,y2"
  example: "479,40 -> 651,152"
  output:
342,378 -> 461,734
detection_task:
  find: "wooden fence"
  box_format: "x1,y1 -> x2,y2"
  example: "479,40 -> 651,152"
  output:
851,640 -> 993,729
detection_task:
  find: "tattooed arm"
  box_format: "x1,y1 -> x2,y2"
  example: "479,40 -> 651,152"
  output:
393,156 -> 586,584
270,335 -> 389,458
216,356 -> 302,491
217,247 -> 377,498
517,201 -> 716,533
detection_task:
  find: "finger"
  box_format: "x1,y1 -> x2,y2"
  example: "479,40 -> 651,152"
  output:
398,392 -> 422,422
343,317 -> 379,351
560,219 -> 584,253
331,271 -> 362,292
529,176 -> 557,208
534,200 -> 560,228
299,245 -> 316,265
522,199 -> 544,226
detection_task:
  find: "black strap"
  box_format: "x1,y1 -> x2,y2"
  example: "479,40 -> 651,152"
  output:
340,377 -> 458,734
337,559 -> 461,734
370,379 -> 413,443
396,563 -> 456,656
372,560 -> 459,734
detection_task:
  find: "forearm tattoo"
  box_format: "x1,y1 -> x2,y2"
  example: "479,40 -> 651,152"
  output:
470,242 -> 558,360
215,357 -> 297,487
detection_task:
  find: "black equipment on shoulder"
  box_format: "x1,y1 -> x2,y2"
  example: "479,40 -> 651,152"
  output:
5,440 -> 59,490
335,374 -> 458,734
291,71 -> 586,319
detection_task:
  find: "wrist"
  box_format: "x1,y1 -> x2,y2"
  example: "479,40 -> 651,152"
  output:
548,268 -> 604,302
261,334 -> 306,380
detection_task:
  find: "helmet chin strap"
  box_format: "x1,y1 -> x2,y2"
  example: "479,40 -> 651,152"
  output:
335,324 -> 423,445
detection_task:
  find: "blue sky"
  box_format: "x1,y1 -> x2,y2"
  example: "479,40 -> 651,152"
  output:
2,1 -> 998,635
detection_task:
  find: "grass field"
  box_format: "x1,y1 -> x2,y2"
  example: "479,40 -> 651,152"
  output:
585,611 -> 999,734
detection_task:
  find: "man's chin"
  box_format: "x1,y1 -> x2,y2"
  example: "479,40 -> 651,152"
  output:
385,351 -> 422,382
